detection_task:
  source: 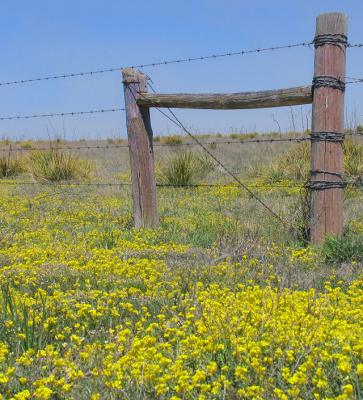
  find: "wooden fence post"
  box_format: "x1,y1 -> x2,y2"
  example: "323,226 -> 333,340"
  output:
122,68 -> 158,228
310,12 -> 348,244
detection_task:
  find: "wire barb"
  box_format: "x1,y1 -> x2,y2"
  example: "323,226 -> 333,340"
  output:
347,43 -> 363,48
345,76 -> 363,84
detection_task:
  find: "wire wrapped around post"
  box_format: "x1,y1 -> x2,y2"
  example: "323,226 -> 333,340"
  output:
313,33 -> 348,49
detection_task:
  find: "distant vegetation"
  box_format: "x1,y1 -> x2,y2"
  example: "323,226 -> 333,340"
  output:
1,133 -> 362,187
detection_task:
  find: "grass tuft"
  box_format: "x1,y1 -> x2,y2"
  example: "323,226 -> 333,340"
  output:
28,149 -> 92,182
0,154 -> 24,178
157,150 -> 213,186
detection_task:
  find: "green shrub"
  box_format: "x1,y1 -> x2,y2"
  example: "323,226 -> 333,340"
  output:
157,150 -> 213,186
28,149 -> 92,182
321,232 -> 363,264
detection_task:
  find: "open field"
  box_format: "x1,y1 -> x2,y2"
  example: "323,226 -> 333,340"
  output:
0,132 -> 362,399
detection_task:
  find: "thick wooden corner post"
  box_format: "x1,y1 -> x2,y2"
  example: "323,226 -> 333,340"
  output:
122,68 -> 158,228
310,12 -> 348,244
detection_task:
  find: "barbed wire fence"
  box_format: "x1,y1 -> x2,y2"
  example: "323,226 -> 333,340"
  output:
0,29 -> 363,239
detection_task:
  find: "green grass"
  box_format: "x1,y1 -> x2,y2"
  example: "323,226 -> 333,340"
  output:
322,231 -> 363,264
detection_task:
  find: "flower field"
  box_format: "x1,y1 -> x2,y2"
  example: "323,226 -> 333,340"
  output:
0,166 -> 362,399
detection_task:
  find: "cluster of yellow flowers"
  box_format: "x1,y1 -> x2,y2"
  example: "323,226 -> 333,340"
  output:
0,189 -> 361,399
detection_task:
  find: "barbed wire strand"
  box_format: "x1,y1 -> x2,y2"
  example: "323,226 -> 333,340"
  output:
1,136 -> 311,153
0,181 -> 319,189
1,131 -> 362,155
0,107 -> 125,121
0,84 -> 360,122
0,181 -> 131,187
344,75 -> 363,84
0,42 -> 313,88
346,79 -> 363,84
2,144 -> 129,152
0,180 -> 360,189
3,40 -> 363,89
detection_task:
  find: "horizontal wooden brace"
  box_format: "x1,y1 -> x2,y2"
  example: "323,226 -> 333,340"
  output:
137,86 -> 313,110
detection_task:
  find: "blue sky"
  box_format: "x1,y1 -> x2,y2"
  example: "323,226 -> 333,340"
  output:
1,0 -> 363,140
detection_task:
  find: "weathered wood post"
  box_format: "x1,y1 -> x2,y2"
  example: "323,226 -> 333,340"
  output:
310,12 -> 348,244
122,68 -> 158,228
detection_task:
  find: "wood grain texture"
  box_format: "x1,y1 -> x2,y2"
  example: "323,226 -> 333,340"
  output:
123,68 -> 158,228
137,86 -> 312,110
310,13 -> 348,244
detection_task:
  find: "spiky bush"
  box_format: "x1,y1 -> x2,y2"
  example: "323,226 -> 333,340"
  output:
157,150 -> 213,186
28,149 -> 92,182
0,154 -> 24,178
